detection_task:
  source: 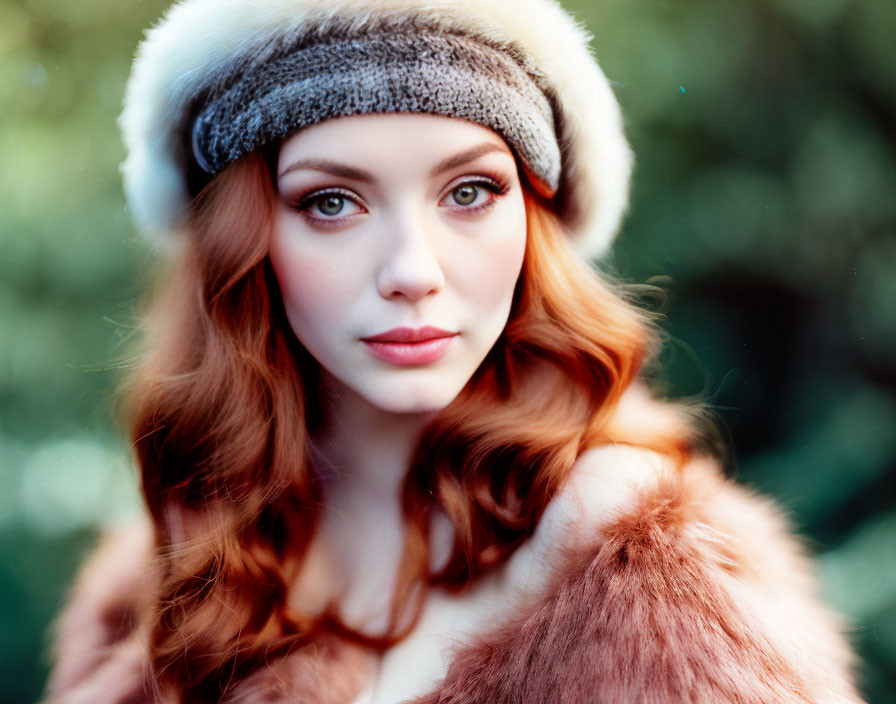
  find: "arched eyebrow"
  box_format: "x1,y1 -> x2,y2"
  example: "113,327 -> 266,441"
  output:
278,159 -> 372,182
277,142 -> 510,181
429,143 -> 509,176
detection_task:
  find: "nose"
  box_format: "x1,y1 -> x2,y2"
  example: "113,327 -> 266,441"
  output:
376,214 -> 446,301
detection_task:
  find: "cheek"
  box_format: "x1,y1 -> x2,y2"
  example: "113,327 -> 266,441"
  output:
463,205 -> 527,309
269,230 -> 348,337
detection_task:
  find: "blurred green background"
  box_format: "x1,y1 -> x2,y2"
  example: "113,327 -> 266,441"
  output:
1,0 -> 894,701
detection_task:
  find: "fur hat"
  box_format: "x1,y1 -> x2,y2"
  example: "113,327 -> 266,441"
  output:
120,0 -> 633,257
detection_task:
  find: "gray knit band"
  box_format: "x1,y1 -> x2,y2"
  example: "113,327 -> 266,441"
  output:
190,29 -> 560,192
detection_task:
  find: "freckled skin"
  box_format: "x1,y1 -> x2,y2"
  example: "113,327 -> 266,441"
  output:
269,113 -> 528,416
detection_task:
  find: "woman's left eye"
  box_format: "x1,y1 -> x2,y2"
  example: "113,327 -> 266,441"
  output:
441,178 -> 508,212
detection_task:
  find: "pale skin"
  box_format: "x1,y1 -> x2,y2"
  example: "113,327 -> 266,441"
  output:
268,115 -> 667,699
270,113 -> 528,632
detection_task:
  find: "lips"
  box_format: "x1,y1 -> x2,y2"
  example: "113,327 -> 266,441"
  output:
361,327 -> 457,365
361,326 -> 456,343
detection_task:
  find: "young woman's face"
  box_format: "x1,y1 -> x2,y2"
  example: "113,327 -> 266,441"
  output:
270,113 -> 527,416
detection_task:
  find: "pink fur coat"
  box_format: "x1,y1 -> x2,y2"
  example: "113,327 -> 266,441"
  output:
45,455 -> 865,703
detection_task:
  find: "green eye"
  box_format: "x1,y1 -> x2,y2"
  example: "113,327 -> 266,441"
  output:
452,184 -> 479,206
317,195 -> 346,216
293,188 -> 364,226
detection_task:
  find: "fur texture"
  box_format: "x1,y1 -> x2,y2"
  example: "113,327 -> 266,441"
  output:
45,455 -> 864,703
219,635 -> 373,703
44,518 -> 154,704
120,0 -> 632,257
410,461 -> 864,704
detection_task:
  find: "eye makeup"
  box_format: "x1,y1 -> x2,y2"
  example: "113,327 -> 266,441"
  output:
439,172 -> 511,215
282,186 -> 367,228
280,167 -> 514,229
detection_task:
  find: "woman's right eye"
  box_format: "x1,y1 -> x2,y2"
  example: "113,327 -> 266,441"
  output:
293,189 -> 365,224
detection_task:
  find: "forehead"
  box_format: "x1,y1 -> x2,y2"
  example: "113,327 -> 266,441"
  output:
277,113 -> 516,174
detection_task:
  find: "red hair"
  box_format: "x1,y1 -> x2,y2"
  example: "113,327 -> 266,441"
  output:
124,151 -> 692,699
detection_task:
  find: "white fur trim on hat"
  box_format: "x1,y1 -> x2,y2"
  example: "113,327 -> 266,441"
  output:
120,0 -> 633,258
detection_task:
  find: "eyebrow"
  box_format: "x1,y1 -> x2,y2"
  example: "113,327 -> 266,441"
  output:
429,142 -> 508,176
277,142 -> 510,181
278,158 -> 374,182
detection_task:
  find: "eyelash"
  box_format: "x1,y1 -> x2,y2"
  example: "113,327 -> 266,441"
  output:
443,173 -> 510,215
288,173 -> 511,228
291,187 -> 362,228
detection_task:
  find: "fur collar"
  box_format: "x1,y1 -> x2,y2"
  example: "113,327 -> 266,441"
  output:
44,458 -> 864,703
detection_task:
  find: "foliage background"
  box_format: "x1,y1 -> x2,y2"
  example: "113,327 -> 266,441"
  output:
1,0 -> 894,701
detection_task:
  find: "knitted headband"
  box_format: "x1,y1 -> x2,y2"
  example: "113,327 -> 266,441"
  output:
121,0 -> 633,257
191,29 -> 561,196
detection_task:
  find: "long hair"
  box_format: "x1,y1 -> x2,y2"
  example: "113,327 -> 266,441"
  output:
125,150 -> 692,699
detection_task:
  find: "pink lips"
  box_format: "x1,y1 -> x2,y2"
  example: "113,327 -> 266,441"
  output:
361,326 -> 457,365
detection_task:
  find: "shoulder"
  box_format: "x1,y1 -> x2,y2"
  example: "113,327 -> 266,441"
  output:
54,514 -> 154,638
539,441 -> 828,604
501,436 -> 683,600
530,380 -> 793,571
531,383 -> 705,555
44,515 -> 154,703
534,442 -> 676,554
429,452 -> 866,704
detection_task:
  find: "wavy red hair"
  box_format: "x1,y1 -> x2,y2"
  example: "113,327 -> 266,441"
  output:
124,150 -> 692,700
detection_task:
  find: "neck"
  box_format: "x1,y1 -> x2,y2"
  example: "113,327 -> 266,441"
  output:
311,375 -> 436,506
300,372 -> 454,634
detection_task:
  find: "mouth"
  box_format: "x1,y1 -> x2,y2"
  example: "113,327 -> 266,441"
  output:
361,327 -> 457,365
361,326 -> 456,343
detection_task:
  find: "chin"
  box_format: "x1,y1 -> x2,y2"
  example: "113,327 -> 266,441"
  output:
367,383 -> 462,417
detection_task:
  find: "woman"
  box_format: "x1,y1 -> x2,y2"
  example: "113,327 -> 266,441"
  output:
46,0 -> 865,702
